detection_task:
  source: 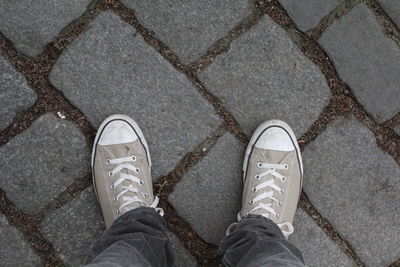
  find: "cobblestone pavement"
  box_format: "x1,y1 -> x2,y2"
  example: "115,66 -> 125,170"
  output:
0,0 -> 399,266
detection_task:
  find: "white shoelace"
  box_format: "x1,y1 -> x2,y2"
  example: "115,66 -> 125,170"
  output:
244,162 -> 294,238
107,155 -> 164,216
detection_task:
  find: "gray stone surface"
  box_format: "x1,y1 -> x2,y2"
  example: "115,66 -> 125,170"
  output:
378,0 -> 400,27
320,4 -> 400,122
50,12 -> 221,180
279,0 -> 343,31
0,213 -> 41,266
302,116 -> 400,266
169,133 -> 244,245
41,188 -> 105,266
394,125 -> 400,135
166,231 -> 197,267
0,0 -> 92,56
199,16 -> 331,137
290,209 -> 353,267
121,0 -> 252,64
0,113 -> 90,215
0,52 -> 37,131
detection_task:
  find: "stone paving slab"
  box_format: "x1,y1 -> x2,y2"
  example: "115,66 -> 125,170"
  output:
0,213 -> 42,266
169,133 -> 244,245
279,0 -> 343,31
290,209 -> 353,267
0,52 -> 37,131
41,187 -> 196,266
41,187 -> 105,266
0,113 -> 90,215
302,116 -> 400,266
199,16 -> 331,137
121,0 -> 253,64
378,0 -> 400,27
0,0 -> 92,56
320,4 -> 400,122
50,11 -> 221,180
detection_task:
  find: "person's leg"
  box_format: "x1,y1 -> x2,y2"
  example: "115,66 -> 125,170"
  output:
220,120 -> 305,267
87,115 -> 173,267
219,216 -> 304,267
87,207 -> 174,267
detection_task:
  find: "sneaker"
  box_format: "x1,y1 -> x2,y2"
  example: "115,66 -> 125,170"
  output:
91,114 -> 163,228
233,120 -> 303,238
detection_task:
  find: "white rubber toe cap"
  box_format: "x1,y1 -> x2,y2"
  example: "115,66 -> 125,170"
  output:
255,127 -> 295,151
98,120 -> 138,145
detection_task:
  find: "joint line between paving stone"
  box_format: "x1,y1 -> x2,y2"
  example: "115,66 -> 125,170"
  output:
306,0 -> 361,40
364,0 -> 400,48
258,0 -> 399,264
299,190 -> 365,266
0,189 -> 64,266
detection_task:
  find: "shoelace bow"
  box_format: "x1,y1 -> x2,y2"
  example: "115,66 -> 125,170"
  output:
107,155 -> 164,216
244,162 -> 294,238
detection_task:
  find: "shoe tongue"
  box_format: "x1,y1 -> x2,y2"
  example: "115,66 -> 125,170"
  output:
262,148 -> 289,163
102,142 -> 132,158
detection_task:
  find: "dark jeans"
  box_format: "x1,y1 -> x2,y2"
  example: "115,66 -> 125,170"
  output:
86,207 -> 304,267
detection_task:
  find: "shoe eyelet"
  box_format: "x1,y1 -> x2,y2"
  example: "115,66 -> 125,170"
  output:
144,193 -> 148,197
257,162 -> 263,168
135,168 -> 140,173
283,164 -> 289,170
276,214 -> 279,218
105,159 -> 111,166
255,174 -> 261,180
116,209 -> 120,214
131,156 -> 136,161
140,180 -> 144,185
282,176 -> 287,182
251,187 -> 257,192
113,197 -> 117,202
249,200 -> 254,205
278,201 -> 282,206
110,184 -> 115,190
280,189 -> 284,194
108,171 -> 114,177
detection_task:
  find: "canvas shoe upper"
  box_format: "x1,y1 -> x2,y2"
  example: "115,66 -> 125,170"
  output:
91,115 -> 163,228
230,120 -> 303,239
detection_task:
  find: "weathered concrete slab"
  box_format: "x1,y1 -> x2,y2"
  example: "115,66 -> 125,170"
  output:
0,52 -> 37,131
199,16 -> 330,137
169,133 -> 244,245
302,116 -> 400,265
0,0 -> 92,56
279,0 -> 343,31
290,209 -> 354,266
320,4 -> 400,122
0,213 -> 41,266
50,12 -> 221,180
121,0 -> 253,64
0,114 -> 90,215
